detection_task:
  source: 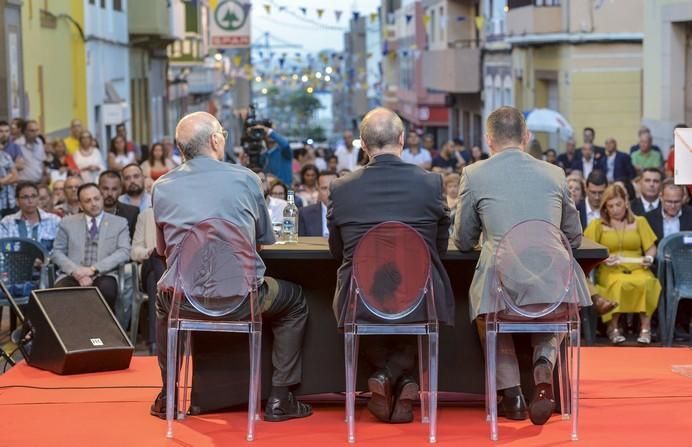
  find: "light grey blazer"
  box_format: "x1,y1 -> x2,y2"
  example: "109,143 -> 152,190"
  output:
52,212 -> 131,278
452,148 -> 591,320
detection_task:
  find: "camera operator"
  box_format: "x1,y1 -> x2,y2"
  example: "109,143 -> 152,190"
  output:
255,124 -> 292,187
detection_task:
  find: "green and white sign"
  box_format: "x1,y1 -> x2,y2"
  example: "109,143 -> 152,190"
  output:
210,0 -> 251,48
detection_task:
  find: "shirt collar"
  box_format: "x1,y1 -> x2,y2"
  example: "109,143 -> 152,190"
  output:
641,197 -> 660,209
85,211 -> 105,228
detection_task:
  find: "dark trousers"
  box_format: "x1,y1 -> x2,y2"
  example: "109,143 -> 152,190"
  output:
141,256 -> 166,344
364,336 -> 417,384
155,276 -> 308,389
55,275 -> 118,311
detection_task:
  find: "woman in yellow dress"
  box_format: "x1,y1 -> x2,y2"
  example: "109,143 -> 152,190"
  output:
584,184 -> 661,344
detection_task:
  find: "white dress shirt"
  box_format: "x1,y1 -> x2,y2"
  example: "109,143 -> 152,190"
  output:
335,145 -> 359,172
582,157 -> 594,179
662,209 -> 682,238
585,200 -> 600,225
641,197 -> 660,213
321,202 -> 329,238
401,147 -> 432,167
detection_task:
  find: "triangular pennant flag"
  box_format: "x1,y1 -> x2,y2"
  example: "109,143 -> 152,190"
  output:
233,55 -> 242,67
299,7 -> 307,15
370,12 -> 377,23
335,10 -> 343,22
316,8 -> 324,18
279,6 -> 286,12
456,16 -> 466,21
405,14 -> 413,24
423,14 -> 430,26
263,3 -> 270,14
352,11 -> 360,21
475,16 -> 485,30
242,2 -> 252,16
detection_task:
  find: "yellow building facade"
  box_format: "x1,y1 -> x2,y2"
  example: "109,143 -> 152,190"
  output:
21,0 -> 86,136
507,0 -> 644,152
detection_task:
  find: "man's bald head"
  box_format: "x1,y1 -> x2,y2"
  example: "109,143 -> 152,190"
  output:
175,112 -> 224,161
359,107 -> 404,156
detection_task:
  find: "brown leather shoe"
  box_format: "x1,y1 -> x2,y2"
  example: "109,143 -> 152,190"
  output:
592,294 -> 618,315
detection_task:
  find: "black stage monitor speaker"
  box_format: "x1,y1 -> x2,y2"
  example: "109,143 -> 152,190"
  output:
24,287 -> 134,375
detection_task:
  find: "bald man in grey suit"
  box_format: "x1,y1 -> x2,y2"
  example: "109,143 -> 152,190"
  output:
452,107 -> 591,426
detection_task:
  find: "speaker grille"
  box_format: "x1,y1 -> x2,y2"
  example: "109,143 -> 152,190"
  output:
33,288 -> 130,352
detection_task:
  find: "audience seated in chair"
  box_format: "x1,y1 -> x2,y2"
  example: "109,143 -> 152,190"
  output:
54,175 -> 83,217
584,184 -> 661,345
51,183 -> 131,311
645,180 -> 692,341
0,181 -> 61,251
630,168 -> 662,216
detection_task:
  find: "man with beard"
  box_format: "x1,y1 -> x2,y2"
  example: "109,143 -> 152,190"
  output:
119,163 -> 151,211
99,170 -> 139,240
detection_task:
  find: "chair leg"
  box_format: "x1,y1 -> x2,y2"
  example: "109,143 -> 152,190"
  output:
130,298 -> 142,346
665,297 -> 680,347
486,330 -> 498,441
344,331 -> 358,443
180,331 -> 192,421
571,327 -> 581,441
166,326 -> 179,438
418,335 -> 430,423
427,331 -> 439,444
247,330 -> 262,441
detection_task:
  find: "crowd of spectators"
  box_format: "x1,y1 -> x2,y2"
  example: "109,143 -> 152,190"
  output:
1,115 -> 690,348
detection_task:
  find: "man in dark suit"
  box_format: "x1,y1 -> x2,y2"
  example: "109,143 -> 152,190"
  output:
603,137 -> 635,182
582,127 -> 605,157
630,168 -> 663,216
298,171 -> 338,237
99,170 -> 140,240
645,179 -> 692,242
645,180 -> 692,341
570,143 -> 605,178
328,107 -> 453,423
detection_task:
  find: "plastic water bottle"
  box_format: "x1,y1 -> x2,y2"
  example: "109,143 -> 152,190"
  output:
282,190 -> 299,244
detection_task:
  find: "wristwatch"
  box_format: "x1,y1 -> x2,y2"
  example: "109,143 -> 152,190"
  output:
91,266 -> 99,275
644,255 -> 654,264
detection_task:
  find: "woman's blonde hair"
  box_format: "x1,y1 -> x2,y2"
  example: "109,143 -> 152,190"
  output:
444,172 -> 460,188
599,183 -> 635,226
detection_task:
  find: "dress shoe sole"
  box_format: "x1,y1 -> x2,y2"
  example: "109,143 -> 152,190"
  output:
390,382 -> 419,424
367,377 -> 393,422
529,397 -> 555,425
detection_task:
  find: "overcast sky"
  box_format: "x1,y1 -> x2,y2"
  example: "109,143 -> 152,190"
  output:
251,0 -> 381,54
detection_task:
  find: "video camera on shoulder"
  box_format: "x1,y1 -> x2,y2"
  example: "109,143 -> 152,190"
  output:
242,104 -> 272,169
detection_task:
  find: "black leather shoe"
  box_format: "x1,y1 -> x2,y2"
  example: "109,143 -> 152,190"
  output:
367,370 -> 393,422
390,376 -> 418,423
497,394 -> 528,420
150,390 -> 171,419
529,383 -> 555,425
264,392 -> 312,422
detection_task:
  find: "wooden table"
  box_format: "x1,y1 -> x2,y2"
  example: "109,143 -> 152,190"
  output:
189,237 -> 607,414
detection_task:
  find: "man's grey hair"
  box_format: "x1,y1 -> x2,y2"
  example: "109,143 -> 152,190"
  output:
175,114 -> 218,160
359,107 -> 404,150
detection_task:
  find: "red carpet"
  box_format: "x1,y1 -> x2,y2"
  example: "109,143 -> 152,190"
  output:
0,347 -> 690,446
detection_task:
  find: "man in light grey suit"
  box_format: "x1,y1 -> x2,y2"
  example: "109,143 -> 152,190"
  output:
52,183 -> 131,311
452,107 -> 591,426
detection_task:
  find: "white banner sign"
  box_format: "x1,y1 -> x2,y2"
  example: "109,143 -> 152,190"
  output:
673,128 -> 692,185
210,0 -> 251,48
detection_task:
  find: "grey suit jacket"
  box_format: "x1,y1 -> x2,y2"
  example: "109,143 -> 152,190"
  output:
52,212 -> 131,277
452,149 -> 591,320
